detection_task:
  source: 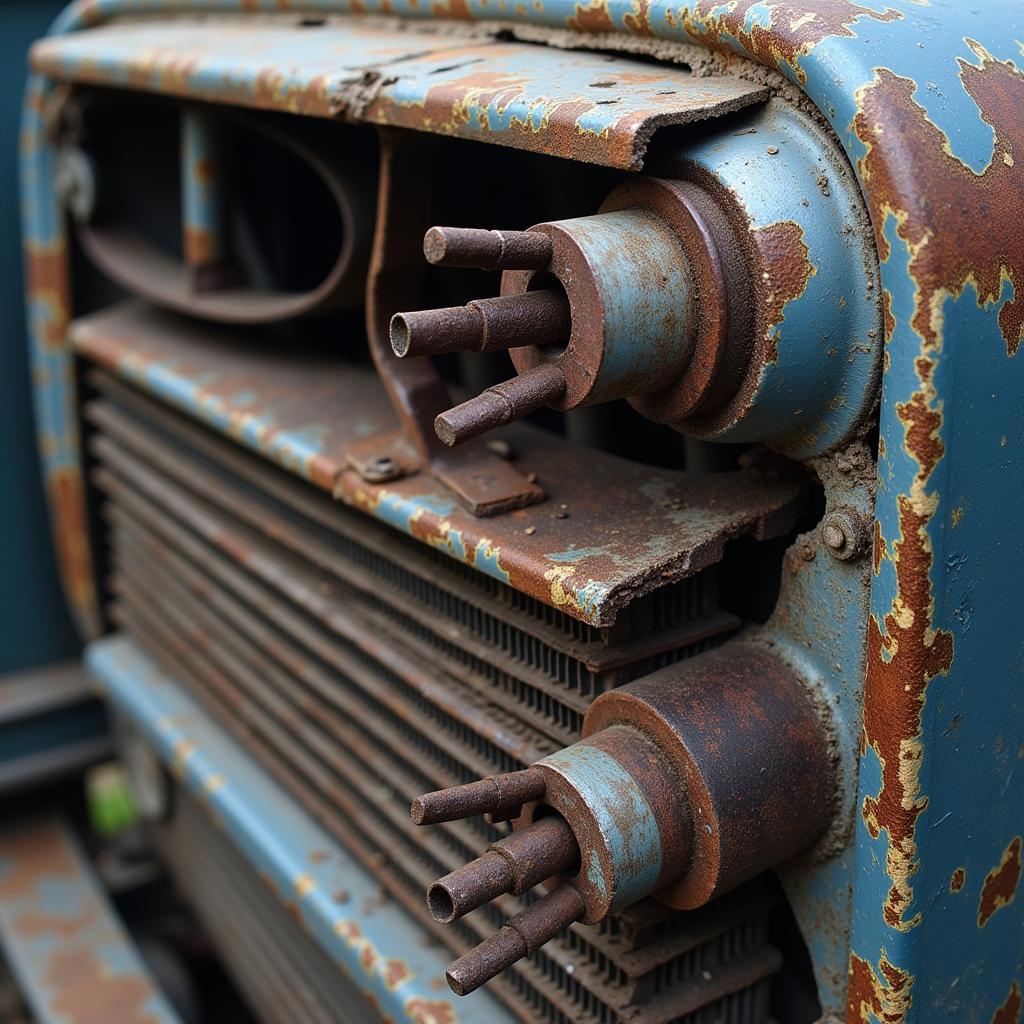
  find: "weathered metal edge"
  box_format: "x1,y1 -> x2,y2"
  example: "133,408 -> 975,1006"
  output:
85,632 -> 515,1024
0,816 -> 181,1024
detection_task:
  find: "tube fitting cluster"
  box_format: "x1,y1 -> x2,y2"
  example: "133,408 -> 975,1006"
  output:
391,101 -> 882,459
411,645 -> 836,995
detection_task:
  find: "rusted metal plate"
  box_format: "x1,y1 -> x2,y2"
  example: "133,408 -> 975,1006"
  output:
30,18 -> 768,170
73,301 -> 804,627
0,817 -> 180,1024
86,633 -> 513,1024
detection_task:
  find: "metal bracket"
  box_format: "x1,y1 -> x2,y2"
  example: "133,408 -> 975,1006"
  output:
364,129 -> 544,517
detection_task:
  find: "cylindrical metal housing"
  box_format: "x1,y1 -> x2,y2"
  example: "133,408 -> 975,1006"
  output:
503,207 -> 696,409
581,645 -> 835,911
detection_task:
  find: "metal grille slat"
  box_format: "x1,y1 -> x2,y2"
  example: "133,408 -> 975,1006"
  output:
88,381 -> 780,1024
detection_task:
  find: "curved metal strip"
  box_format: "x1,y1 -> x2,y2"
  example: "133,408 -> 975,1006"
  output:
73,112 -> 374,324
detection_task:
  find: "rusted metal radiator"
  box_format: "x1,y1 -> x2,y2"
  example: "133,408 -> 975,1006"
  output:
154,786 -> 381,1024
87,366 -> 781,1023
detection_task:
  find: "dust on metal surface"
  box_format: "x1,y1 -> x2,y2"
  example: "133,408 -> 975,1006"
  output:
19,1 -> 1024,1018
31,18 -> 768,170
86,632 -> 513,1024
73,300 -> 805,627
0,817 -> 180,1024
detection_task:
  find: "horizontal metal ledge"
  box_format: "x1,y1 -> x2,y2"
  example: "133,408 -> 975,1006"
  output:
73,301 -> 804,626
86,633 -> 513,1024
0,814 -> 180,1024
30,16 -> 767,169
0,661 -> 111,796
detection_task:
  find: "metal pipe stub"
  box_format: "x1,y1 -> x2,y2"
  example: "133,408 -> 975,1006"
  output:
445,885 -> 586,996
434,364 -> 566,448
426,815 -> 580,923
390,289 -> 570,358
423,226 -> 553,271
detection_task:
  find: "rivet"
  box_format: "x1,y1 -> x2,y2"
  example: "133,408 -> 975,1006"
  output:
821,508 -> 871,561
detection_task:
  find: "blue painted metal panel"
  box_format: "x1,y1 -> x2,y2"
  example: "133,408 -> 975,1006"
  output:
0,816 -> 181,1024
17,1 -> 1024,1018
29,19 -> 767,170
0,1 -> 79,672
86,632 -> 516,1024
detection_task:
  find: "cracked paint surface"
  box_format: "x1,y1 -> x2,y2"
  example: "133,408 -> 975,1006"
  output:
18,2 -> 1024,1019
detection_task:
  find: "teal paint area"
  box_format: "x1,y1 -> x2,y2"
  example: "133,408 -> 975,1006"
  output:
1,2 -> 79,672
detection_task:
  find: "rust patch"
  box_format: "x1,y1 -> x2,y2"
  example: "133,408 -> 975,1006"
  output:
978,836 -> 1022,927
11,910 -> 99,940
993,981 -> 1023,1024
405,998 -> 458,1024
859,351 -> 954,932
567,1 -> 617,33
184,226 -> 217,266
45,946 -> 160,1024
680,1 -> 902,84
383,958 -> 414,991
0,825 -> 77,899
49,469 -> 100,637
26,241 -> 71,351
847,952 -> 913,1024
753,220 -> 815,363
950,867 -> 966,894
854,47 -> 1024,355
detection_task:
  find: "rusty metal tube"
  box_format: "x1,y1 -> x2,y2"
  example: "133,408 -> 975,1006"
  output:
423,226 -> 553,271
434,364 -> 566,448
427,816 -> 579,923
445,885 -> 585,996
410,768 -> 546,826
391,289 -> 570,359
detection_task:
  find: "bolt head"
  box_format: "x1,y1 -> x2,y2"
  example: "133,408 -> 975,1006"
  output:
821,509 -> 870,561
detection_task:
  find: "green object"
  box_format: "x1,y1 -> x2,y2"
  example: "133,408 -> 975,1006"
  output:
87,762 -> 139,836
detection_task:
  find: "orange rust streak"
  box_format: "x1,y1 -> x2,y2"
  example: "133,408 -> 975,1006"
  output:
753,220 -> 814,363
847,953 -> 913,1024
49,469 -> 101,638
979,836 -> 1022,927
679,1 -> 901,83
993,981 -> 1023,1024
26,242 -> 71,352
854,51 -> 1024,355
859,343 -> 954,935
184,226 -> 217,266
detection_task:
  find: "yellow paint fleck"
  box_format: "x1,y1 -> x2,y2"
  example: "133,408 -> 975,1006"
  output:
171,738 -> 196,778
203,773 -> 226,794
295,872 -> 316,898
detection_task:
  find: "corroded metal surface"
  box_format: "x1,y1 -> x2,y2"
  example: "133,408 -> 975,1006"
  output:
364,130 -> 544,515
0,818 -> 180,1024
88,376 -> 781,1022
411,99 -> 881,459
73,301 -> 804,627
19,3 -> 1024,1019
86,634 -> 512,1024
31,19 -> 768,170
412,644 -> 829,989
